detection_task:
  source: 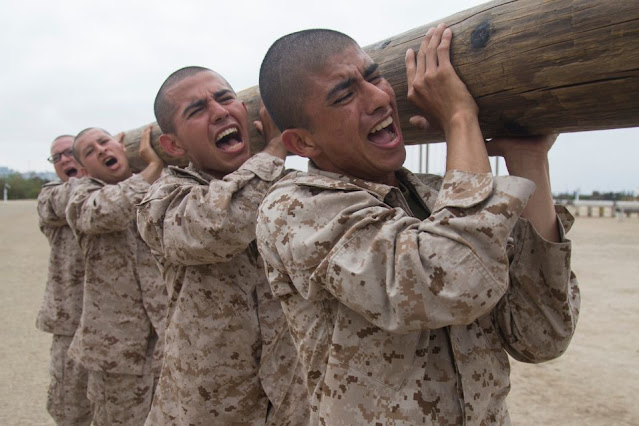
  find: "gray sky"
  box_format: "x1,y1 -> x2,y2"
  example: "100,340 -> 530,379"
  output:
1,0 -> 637,194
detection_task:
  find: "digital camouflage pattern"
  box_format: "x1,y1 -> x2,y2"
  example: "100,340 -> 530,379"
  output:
256,163 -> 580,425
36,180 -> 85,336
37,181 -> 92,425
137,153 -> 309,425
87,335 -> 157,426
46,329 -> 92,425
65,174 -> 167,377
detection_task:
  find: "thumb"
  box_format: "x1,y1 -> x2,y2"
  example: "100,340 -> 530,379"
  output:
409,115 -> 430,130
253,120 -> 264,136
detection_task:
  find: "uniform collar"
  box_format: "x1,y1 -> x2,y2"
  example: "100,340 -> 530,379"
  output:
300,160 -> 439,212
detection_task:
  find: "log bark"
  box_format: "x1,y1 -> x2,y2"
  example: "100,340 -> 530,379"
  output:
123,0 -> 639,171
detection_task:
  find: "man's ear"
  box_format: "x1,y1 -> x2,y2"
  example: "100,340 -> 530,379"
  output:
281,129 -> 321,158
159,133 -> 186,158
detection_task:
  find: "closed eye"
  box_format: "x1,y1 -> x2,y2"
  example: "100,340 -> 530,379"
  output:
334,92 -> 353,105
367,74 -> 383,84
188,107 -> 203,118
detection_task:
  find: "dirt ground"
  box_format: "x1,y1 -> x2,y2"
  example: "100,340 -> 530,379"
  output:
0,200 -> 637,425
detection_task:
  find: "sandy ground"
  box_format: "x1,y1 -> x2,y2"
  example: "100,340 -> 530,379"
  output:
0,200 -> 637,425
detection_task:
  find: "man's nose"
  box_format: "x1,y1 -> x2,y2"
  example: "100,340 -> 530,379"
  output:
363,81 -> 391,115
210,101 -> 230,123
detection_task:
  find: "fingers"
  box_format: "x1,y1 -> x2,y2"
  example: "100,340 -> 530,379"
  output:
426,24 -> 445,69
437,28 -> 452,68
254,120 -> 264,136
405,48 -> 416,87
407,24 -> 450,86
141,125 -> 152,147
115,132 -> 125,145
416,27 -> 434,77
409,115 -> 430,130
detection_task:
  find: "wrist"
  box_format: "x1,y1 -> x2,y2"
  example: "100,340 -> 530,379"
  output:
504,152 -> 549,177
442,110 -> 479,138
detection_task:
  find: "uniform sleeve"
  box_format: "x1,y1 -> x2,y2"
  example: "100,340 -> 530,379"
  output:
258,169 -> 536,334
137,153 -> 284,265
66,174 -> 150,235
37,181 -> 77,229
492,205 -> 580,362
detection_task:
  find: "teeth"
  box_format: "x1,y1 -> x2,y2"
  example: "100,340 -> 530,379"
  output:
370,117 -> 393,134
216,127 -> 238,142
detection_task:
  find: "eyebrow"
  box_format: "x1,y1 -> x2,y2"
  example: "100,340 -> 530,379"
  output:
182,89 -> 235,118
183,98 -> 207,118
363,63 -> 380,79
325,62 -> 380,102
213,89 -> 234,100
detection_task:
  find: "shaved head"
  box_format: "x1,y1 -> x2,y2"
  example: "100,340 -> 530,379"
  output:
51,134 -> 74,148
72,127 -> 111,165
154,66 -> 231,134
259,29 -> 358,131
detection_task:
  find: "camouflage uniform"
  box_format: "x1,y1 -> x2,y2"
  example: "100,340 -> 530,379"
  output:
65,174 -> 167,425
36,180 -> 92,425
137,153 -> 309,425
256,163 -> 580,425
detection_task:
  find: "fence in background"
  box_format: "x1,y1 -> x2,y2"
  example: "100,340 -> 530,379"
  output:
556,200 -> 639,218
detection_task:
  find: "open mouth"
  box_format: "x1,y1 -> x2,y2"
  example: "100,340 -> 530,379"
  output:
64,167 -> 78,178
215,127 -> 245,153
104,156 -> 118,169
367,116 -> 398,147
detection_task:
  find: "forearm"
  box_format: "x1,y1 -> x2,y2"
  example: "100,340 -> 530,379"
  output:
68,176 -> 149,234
139,156 -> 282,265
139,162 -> 164,184
263,174 -> 535,333
444,113 -> 491,174
159,185 -> 263,264
505,153 -> 559,242
494,216 -> 579,362
37,182 -> 76,227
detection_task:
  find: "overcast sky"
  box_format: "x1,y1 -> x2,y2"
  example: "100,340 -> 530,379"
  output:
1,0 -> 637,194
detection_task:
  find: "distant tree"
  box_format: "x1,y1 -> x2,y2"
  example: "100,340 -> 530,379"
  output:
553,192 -> 576,201
0,173 -> 48,200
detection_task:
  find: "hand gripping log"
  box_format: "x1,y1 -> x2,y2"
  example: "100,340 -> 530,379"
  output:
122,0 -> 639,171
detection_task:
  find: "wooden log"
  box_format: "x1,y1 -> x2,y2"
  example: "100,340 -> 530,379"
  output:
123,0 -> 639,171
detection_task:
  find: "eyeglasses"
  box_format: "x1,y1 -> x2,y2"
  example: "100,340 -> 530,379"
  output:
47,148 -> 74,164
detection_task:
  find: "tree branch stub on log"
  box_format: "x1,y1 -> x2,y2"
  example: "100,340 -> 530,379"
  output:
123,0 -> 639,171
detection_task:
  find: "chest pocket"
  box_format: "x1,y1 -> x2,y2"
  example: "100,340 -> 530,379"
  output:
329,304 -> 421,391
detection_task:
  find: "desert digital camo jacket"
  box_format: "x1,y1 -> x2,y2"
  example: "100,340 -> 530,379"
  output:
136,153 -> 309,426
256,163 -> 580,425
36,180 -> 85,336
65,174 -> 167,375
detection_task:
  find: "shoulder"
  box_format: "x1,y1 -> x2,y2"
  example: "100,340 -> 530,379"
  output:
38,181 -> 61,200
41,180 -> 63,189
67,177 -> 100,198
410,171 -> 444,190
260,170 -> 386,225
143,167 -> 204,202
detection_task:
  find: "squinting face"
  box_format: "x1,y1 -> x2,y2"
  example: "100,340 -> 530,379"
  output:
74,128 -> 132,184
302,44 -> 405,186
51,136 -> 85,182
166,71 -> 251,178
